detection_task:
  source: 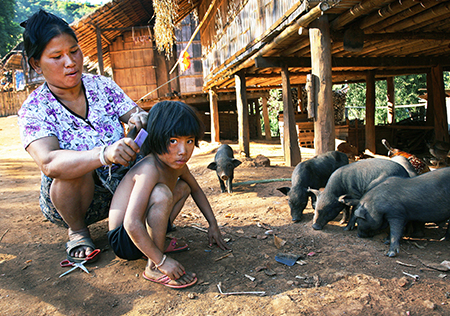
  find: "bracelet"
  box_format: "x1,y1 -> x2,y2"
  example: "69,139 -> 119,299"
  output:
99,145 -> 110,166
154,255 -> 167,269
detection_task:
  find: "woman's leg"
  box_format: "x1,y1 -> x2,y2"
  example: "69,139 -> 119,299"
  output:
50,172 -> 95,258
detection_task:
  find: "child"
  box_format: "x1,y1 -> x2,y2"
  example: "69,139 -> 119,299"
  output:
108,101 -> 229,288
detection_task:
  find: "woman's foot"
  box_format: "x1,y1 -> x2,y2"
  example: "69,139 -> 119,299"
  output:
143,268 -> 197,288
67,227 -> 96,260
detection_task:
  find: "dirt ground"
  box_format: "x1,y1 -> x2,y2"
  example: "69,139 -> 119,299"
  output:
0,114 -> 449,316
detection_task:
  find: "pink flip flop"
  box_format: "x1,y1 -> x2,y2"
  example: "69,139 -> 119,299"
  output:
164,238 -> 189,254
143,271 -> 197,289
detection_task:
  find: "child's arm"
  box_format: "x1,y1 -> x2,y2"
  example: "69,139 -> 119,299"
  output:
181,169 -> 230,250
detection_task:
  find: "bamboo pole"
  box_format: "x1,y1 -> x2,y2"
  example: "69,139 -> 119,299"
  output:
359,0 -> 418,30
169,0 -> 217,74
330,0 -> 387,31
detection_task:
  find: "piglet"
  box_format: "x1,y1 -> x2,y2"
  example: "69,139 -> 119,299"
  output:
341,167 -> 450,257
277,151 -> 348,222
207,144 -> 242,193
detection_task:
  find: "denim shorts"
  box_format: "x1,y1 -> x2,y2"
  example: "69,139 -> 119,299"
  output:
39,160 -> 140,228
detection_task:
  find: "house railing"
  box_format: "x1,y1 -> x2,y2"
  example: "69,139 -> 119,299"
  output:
0,90 -> 28,117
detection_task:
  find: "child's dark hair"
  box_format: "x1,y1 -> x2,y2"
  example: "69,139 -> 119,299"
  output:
21,9 -> 78,68
141,101 -> 205,156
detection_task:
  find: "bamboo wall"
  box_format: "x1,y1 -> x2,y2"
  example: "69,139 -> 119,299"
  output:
109,29 -> 179,101
200,0 -> 303,79
0,90 -> 28,117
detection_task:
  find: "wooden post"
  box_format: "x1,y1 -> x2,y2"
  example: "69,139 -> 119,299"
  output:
96,27 -> 104,76
431,65 -> 449,142
309,15 -> 335,155
426,70 -> 435,126
254,100 -> 263,139
261,97 -> 272,140
281,64 -> 301,166
209,88 -> 220,143
387,77 -> 395,124
235,70 -> 250,157
365,70 -> 376,152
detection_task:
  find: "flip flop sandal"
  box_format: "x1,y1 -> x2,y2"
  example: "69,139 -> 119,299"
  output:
164,238 -> 189,254
65,237 -> 99,263
142,271 -> 197,289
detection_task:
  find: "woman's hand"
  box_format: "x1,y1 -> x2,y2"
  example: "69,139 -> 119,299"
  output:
127,108 -> 148,131
103,138 -> 140,166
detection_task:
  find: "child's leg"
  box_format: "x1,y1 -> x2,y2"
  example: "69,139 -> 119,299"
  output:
144,183 -> 196,286
169,179 -> 191,224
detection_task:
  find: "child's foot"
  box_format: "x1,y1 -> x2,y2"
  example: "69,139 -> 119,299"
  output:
143,268 -> 197,288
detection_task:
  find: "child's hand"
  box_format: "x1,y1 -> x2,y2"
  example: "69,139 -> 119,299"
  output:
158,256 -> 186,280
208,224 -> 230,250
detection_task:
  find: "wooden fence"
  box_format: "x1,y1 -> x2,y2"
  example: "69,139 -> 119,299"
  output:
0,90 -> 28,117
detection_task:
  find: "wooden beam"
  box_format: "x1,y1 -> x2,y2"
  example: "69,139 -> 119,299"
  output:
426,71 -> 434,126
386,77 -> 395,124
431,65 -> 449,142
261,97 -> 272,140
235,70 -> 250,157
96,27 -> 104,75
209,89 -> 220,143
331,31 -> 450,42
281,64 -> 301,166
330,0 -> 387,30
365,70 -> 376,152
255,56 -> 450,69
310,15 -> 335,155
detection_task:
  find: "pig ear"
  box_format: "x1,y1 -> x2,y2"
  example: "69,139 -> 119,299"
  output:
277,187 -> 290,196
354,207 -> 368,220
307,188 -> 320,198
338,194 -> 359,207
232,159 -> 242,167
207,162 -> 217,170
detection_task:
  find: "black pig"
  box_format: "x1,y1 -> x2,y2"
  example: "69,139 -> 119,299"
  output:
310,158 -> 410,231
341,167 -> 450,257
207,144 -> 242,193
277,151 -> 349,222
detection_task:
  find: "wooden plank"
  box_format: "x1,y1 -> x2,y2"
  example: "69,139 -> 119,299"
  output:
235,70 -> 250,157
261,96 -> 272,140
281,64 -> 301,166
310,15 -> 335,154
387,77 -> 395,124
365,70 -> 376,152
209,89 -> 220,143
431,65 -> 449,142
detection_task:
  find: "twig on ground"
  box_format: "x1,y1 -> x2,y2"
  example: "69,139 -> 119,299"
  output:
217,282 -> 265,296
396,260 -> 416,268
214,250 -> 233,262
0,228 -> 9,242
189,225 -> 208,233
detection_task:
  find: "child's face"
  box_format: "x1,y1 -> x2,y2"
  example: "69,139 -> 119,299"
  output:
158,135 -> 195,169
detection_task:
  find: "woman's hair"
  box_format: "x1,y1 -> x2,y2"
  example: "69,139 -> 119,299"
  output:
21,9 -> 78,68
141,101 -> 205,156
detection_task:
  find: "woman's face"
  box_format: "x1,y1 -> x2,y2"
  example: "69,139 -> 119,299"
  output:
30,33 -> 83,92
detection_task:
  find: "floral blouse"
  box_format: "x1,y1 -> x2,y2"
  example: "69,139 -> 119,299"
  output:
18,74 -> 137,151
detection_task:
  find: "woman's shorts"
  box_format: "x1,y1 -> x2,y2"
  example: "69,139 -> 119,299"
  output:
39,162 -> 139,228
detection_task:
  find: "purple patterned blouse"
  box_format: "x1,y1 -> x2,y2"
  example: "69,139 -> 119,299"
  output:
18,74 -> 137,150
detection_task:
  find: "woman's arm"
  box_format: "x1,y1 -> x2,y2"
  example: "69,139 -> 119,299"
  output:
26,135 -> 139,179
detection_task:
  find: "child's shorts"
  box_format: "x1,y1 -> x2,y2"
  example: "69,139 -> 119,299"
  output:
107,225 -> 144,260
108,220 -> 174,260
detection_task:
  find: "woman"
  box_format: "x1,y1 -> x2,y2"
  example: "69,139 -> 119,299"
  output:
18,10 -> 148,263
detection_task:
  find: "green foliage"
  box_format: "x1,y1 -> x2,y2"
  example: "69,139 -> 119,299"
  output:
261,89 -> 284,137
0,0 -> 99,60
0,0 -> 21,58
344,73 -> 448,125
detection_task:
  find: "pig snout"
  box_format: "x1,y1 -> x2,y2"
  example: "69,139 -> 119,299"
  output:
312,223 -> 323,230
220,173 -> 229,181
